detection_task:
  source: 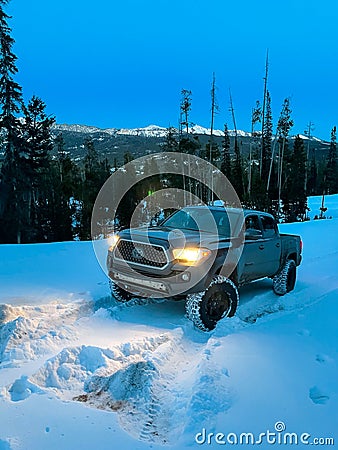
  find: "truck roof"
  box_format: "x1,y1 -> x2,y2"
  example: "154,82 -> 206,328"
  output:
183,205 -> 275,219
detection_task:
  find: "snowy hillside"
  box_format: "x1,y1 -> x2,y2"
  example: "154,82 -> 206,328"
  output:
0,216 -> 337,449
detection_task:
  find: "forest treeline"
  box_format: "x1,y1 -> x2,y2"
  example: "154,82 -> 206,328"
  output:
0,1 -> 337,244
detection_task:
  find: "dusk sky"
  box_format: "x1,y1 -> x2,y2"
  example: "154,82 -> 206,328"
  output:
8,0 -> 338,139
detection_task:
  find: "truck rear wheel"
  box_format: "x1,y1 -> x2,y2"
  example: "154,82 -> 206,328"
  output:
109,279 -> 133,303
272,259 -> 296,296
185,276 -> 239,332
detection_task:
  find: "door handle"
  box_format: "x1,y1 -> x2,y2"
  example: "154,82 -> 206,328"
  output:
276,243 -> 280,248
259,245 -> 264,250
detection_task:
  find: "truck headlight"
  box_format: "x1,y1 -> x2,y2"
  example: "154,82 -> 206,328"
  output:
172,247 -> 211,265
108,234 -> 120,251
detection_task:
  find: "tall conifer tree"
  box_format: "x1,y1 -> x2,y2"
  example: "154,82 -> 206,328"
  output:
0,1 -> 24,242
325,126 -> 337,194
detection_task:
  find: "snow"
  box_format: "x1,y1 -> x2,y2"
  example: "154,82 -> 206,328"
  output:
307,193 -> 338,219
52,124 -> 104,134
0,203 -> 338,449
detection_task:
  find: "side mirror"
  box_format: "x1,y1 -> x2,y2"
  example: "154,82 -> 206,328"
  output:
245,228 -> 263,240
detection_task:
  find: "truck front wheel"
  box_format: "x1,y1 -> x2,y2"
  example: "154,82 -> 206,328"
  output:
272,259 -> 296,296
185,276 -> 239,332
109,279 -> 133,303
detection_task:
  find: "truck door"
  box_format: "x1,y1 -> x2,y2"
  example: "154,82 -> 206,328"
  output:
239,214 -> 265,282
259,215 -> 281,277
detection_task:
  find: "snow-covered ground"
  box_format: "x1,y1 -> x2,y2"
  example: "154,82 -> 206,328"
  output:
307,193 -> 338,219
0,216 -> 337,449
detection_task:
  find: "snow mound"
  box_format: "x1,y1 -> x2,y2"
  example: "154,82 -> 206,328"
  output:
0,440 -> 12,450
8,375 -> 44,402
5,330 -> 235,445
28,334 -> 171,396
0,301 -> 91,365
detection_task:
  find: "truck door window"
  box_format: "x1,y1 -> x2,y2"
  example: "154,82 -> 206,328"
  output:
245,215 -> 261,232
261,216 -> 277,238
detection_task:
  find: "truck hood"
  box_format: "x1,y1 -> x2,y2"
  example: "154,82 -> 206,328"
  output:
118,226 -> 234,249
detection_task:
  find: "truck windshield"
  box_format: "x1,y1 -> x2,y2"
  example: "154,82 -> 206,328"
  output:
161,208 -> 239,237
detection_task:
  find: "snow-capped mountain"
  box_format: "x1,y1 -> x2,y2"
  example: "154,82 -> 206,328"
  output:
52,123 -> 326,142
50,123 -> 329,165
52,124 -> 169,138
114,124 -> 168,138
52,123 -> 252,139
52,124 -> 104,134
189,124 -> 251,137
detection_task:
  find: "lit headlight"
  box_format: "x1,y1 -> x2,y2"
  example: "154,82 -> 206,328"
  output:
172,247 -> 211,265
108,234 -> 120,251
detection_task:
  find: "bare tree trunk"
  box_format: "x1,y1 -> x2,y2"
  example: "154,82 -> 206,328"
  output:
209,73 -> 216,205
266,131 -> 278,193
260,50 -> 269,177
277,137 -> 286,217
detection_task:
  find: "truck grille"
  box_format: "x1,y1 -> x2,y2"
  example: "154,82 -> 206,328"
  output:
115,239 -> 168,269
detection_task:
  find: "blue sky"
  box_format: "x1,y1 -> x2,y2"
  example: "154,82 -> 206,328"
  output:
7,0 -> 338,139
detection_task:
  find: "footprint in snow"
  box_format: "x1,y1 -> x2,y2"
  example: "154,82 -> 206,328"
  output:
297,329 -> 311,337
309,386 -> 330,405
315,353 -> 333,364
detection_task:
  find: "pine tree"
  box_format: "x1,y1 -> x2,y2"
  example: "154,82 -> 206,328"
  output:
0,2 -> 22,150
0,1 -> 23,242
123,151 -> 134,165
285,135 -> 307,221
180,89 -> 192,135
49,133 -> 80,241
276,98 -> 293,216
325,126 -> 337,194
220,123 -> 231,178
16,96 -> 55,242
163,126 -> 178,152
200,141 -> 220,162
261,90 -> 273,181
248,101 -> 262,197
112,157 -> 118,172
78,138 -> 111,239
228,90 -> 244,200
20,96 -> 55,174
116,152 -> 138,229
231,139 -> 244,199
307,153 -> 318,196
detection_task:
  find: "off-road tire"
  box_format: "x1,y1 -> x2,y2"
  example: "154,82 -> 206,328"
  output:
185,276 -> 239,332
272,259 -> 296,296
109,279 -> 133,303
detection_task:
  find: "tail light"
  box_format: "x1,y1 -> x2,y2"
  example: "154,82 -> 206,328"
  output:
300,240 -> 303,253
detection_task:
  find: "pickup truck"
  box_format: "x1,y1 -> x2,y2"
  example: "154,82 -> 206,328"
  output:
107,206 -> 302,331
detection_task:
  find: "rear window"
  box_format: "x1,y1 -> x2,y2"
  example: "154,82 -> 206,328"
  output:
261,216 -> 277,238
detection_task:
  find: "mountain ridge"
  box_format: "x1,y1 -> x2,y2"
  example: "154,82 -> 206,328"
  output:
52,123 -> 326,142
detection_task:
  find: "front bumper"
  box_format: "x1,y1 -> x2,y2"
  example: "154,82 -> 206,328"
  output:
107,255 -> 212,298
